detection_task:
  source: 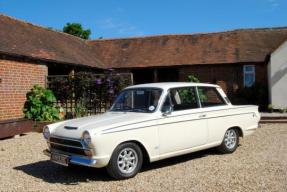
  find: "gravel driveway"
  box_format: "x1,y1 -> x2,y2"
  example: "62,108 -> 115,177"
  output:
0,124 -> 286,192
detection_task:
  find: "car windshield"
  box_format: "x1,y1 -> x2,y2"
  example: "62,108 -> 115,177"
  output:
110,88 -> 162,113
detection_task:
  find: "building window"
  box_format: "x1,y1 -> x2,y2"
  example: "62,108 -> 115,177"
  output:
243,65 -> 255,87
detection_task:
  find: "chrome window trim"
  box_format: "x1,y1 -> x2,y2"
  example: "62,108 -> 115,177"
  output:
195,86 -> 202,108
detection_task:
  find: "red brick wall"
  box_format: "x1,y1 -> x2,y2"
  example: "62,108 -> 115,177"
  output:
178,63 -> 267,98
255,63 -> 268,84
0,59 -> 47,121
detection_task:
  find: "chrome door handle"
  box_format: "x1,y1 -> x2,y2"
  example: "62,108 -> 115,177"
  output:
199,114 -> 207,118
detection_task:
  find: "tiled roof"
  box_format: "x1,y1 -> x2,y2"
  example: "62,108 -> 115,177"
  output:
88,28 -> 287,68
0,14 -> 104,68
1,14 -> 287,69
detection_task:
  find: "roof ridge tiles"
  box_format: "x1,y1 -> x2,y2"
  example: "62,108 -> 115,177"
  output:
88,26 -> 287,42
0,14 -> 88,42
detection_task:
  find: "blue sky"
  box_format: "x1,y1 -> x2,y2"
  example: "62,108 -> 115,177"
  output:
0,0 -> 286,39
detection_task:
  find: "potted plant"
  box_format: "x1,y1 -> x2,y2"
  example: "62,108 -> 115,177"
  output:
23,85 -> 62,132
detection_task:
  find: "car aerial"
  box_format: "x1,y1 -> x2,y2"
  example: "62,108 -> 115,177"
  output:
43,82 -> 260,179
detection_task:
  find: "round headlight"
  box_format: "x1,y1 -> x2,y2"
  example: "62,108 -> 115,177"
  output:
82,131 -> 92,147
43,126 -> 50,140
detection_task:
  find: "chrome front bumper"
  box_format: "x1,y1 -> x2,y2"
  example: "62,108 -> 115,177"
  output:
43,149 -> 97,167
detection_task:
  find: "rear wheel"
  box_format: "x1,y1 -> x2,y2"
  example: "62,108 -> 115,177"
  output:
106,143 -> 143,180
217,128 -> 239,153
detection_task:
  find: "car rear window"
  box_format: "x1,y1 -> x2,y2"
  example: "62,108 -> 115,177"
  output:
197,87 -> 226,107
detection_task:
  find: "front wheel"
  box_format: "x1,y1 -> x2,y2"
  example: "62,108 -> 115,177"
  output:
217,128 -> 239,153
106,143 -> 143,180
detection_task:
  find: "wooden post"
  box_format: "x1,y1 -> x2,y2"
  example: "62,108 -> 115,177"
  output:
153,69 -> 158,82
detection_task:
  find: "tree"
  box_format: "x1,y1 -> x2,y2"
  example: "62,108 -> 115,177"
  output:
63,23 -> 91,39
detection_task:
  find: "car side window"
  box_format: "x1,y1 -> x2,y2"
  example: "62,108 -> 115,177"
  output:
168,87 -> 199,111
197,87 -> 226,107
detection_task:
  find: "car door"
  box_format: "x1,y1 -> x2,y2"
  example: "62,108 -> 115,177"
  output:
158,86 -> 208,155
196,86 -> 230,143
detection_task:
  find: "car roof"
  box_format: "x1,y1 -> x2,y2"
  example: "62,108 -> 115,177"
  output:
125,82 -> 219,90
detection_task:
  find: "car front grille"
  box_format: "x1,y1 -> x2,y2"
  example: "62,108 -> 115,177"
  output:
50,137 -> 83,148
48,136 -> 86,156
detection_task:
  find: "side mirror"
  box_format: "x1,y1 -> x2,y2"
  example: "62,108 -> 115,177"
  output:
162,105 -> 173,116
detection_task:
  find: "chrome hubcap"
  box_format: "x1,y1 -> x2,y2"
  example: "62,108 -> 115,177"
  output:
117,148 -> 138,174
224,129 -> 237,149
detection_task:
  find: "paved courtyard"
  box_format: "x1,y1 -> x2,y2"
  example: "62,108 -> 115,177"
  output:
0,124 -> 286,192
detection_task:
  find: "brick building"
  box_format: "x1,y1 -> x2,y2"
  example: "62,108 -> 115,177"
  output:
90,30 -> 287,100
0,14 -> 104,123
0,60 -> 47,120
1,14 -> 287,126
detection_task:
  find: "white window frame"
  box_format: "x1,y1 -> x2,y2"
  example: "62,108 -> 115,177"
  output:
243,65 -> 255,87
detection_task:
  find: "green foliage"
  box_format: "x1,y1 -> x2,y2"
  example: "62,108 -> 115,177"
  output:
63,23 -> 91,39
177,88 -> 197,105
23,85 -> 60,122
197,87 -> 208,103
187,75 -> 200,83
267,104 -> 273,110
186,74 -> 206,102
75,99 -> 87,118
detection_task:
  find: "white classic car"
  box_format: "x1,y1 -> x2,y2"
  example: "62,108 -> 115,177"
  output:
43,82 -> 260,179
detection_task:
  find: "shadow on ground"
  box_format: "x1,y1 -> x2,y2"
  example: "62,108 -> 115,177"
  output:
142,148 -> 221,172
14,161 -> 110,184
14,148 -> 224,184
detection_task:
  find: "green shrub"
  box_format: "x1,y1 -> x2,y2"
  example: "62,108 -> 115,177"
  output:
267,104 -> 273,110
75,99 -> 87,118
23,85 -> 60,121
187,75 -> 200,83
186,74 -> 206,101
